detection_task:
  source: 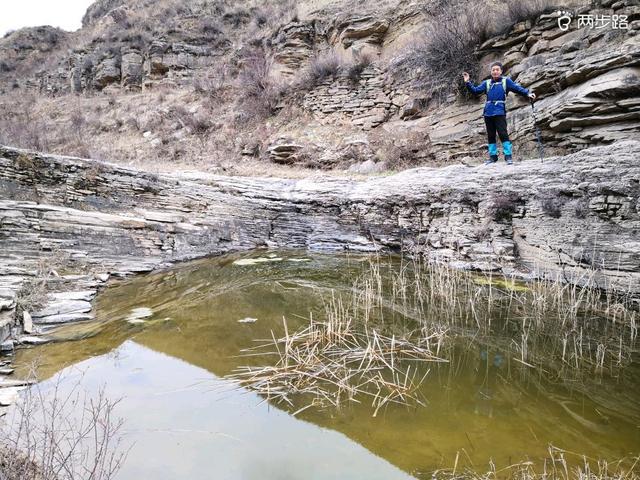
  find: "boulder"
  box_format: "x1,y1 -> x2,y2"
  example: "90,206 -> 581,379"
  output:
400,98 -> 426,119
121,50 -> 143,90
268,139 -> 304,164
0,340 -> 13,353
93,56 -> 121,90
48,290 -> 97,302
18,335 -> 52,345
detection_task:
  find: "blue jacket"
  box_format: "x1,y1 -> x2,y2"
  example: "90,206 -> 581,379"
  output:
466,76 -> 530,117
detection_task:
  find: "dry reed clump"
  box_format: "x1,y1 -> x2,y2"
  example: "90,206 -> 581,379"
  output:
228,252 -> 638,414
431,445 -> 640,480
386,252 -> 638,377
15,254 -> 72,319
227,288 -> 448,417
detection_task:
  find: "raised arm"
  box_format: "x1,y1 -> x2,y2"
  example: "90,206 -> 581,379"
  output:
462,72 -> 485,96
465,80 -> 486,95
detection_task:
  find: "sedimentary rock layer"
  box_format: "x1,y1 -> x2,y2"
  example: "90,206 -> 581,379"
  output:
0,141 -> 639,342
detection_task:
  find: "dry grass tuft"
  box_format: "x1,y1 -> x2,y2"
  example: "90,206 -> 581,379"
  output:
431,445 -> 640,480
228,251 -> 638,413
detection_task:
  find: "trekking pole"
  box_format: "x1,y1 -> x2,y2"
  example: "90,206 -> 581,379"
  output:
530,99 -> 544,163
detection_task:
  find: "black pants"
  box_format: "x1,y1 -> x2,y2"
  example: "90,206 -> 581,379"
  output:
484,115 -> 510,144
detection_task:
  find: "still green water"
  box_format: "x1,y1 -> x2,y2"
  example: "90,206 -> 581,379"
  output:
13,250 -> 640,479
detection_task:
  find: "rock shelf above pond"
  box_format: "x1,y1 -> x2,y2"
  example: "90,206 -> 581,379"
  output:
0,141 -> 639,343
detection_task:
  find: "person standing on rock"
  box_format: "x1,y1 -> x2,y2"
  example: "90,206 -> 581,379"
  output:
462,62 -> 536,165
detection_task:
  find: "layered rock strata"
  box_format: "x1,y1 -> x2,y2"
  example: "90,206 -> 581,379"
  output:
1,140 -> 638,344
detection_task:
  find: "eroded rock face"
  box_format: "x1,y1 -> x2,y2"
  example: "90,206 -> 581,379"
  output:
413,5 -> 640,160
0,26 -> 68,92
93,56 -> 121,90
121,49 -> 143,90
272,22 -> 316,75
146,41 -> 214,79
9,0 -> 636,163
303,65 -> 400,130
1,140 -> 639,341
332,16 -> 390,49
37,36 -> 221,94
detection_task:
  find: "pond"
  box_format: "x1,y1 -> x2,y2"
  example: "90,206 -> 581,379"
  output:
9,250 -> 640,479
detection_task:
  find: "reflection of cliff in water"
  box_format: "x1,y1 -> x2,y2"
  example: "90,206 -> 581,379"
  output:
16,251 -> 640,476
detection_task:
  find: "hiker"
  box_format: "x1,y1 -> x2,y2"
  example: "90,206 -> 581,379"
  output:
462,62 -> 536,165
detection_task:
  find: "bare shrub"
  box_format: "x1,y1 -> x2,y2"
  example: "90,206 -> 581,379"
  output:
296,51 -> 344,91
574,198 -> 590,219
236,49 -> 285,122
183,113 -> 212,137
490,192 -> 522,222
373,132 -> 436,170
540,193 -> 564,218
0,61 -> 15,73
346,52 -> 374,84
0,367 -> 128,480
222,7 -> 251,28
70,110 -> 86,131
253,8 -> 270,28
289,143 -> 325,168
389,5 -> 493,103
164,105 -> 213,152
0,95 -> 50,152
15,274 -> 49,318
193,63 -> 230,100
14,250 -> 75,318
201,16 -> 222,39
337,142 -> 372,166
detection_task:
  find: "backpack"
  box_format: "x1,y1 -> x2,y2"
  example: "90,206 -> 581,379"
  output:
485,77 -> 508,99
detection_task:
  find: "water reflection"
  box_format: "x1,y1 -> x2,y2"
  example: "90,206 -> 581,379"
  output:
13,250 -> 640,478
42,340 -> 414,480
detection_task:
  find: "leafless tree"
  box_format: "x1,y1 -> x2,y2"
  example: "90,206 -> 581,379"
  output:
0,366 -> 129,480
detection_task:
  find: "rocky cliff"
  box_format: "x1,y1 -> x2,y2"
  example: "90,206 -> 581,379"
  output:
1,141 -> 639,345
1,0 -> 638,171
413,5 -> 640,162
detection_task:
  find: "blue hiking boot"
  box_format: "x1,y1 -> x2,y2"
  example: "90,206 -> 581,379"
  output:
485,155 -> 498,165
503,141 -> 513,165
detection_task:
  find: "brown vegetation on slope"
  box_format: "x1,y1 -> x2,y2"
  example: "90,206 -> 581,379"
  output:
1,0 -> 636,175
